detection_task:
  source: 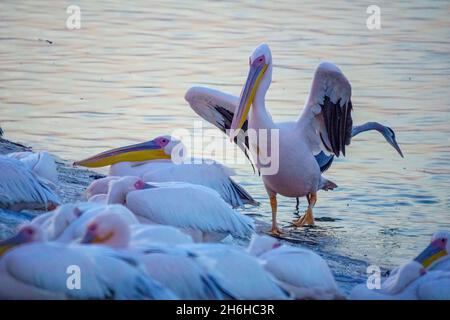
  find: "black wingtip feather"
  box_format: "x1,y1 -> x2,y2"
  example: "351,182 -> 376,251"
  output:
321,96 -> 353,157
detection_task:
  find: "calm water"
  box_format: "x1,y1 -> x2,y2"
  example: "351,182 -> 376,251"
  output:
1,0 -> 449,293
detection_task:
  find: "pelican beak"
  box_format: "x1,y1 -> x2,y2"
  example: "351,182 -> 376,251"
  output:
73,139 -> 171,168
0,232 -> 26,256
230,58 -> 268,141
81,229 -> 114,244
414,239 -> 448,268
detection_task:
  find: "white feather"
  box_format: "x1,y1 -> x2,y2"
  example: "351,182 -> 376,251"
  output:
129,224 -> 193,247
55,203 -> 138,243
124,182 -> 254,240
350,270 -> 450,300
259,245 -> 340,299
0,156 -> 60,211
106,160 -> 255,208
0,242 -> 177,299
7,151 -> 58,185
180,243 -> 291,300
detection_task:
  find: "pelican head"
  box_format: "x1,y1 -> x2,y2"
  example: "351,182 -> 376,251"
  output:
74,135 -> 184,168
230,43 -> 273,140
0,225 -> 44,256
247,234 -> 281,257
414,230 -> 449,268
81,213 -> 130,249
107,176 -> 151,205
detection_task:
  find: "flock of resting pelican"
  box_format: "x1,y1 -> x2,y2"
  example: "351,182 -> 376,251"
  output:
0,44 -> 448,299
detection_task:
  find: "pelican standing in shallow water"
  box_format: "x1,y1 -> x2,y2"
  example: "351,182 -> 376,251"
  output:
74,136 -> 257,208
186,43 -> 403,235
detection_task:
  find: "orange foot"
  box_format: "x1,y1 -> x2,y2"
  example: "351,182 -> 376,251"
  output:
292,208 -> 315,227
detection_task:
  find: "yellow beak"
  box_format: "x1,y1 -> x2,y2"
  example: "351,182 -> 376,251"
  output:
230,61 -> 268,141
414,240 -> 448,268
74,139 -> 171,168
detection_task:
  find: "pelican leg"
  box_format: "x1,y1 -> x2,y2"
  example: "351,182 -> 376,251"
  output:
295,197 -> 300,213
292,192 -> 317,227
270,195 -> 283,236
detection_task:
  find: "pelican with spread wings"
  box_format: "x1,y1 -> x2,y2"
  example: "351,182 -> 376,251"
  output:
185,43 -> 403,236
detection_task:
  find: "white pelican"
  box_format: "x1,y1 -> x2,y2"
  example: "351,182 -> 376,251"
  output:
247,235 -> 342,299
28,202 -> 139,243
0,155 -> 60,211
74,136 -> 257,208
185,43 -> 403,235
0,225 -> 177,299
350,268 -> 450,300
79,212 -> 193,248
81,214 -> 228,299
104,176 -> 254,242
350,231 -> 450,300
29,203 -> 82,240
179,243 -> 292,300
7,151 -> 58,185
50,203 -> 140,243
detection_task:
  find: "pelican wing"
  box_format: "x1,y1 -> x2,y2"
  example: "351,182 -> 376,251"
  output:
129,224 -> 194,247
259,246 -> 339,297
301,62 -> 353,157
314,151 -> 334,173
138,250 -> 227,299
7,151 -> 58,185
0,243 -> 176,299
126,183 -> 254,239
185,86 -> 255,169
182,244 -> 290,300
0,156 -> 60,210
142,160 -> 258,207
417,271 -> 450,300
